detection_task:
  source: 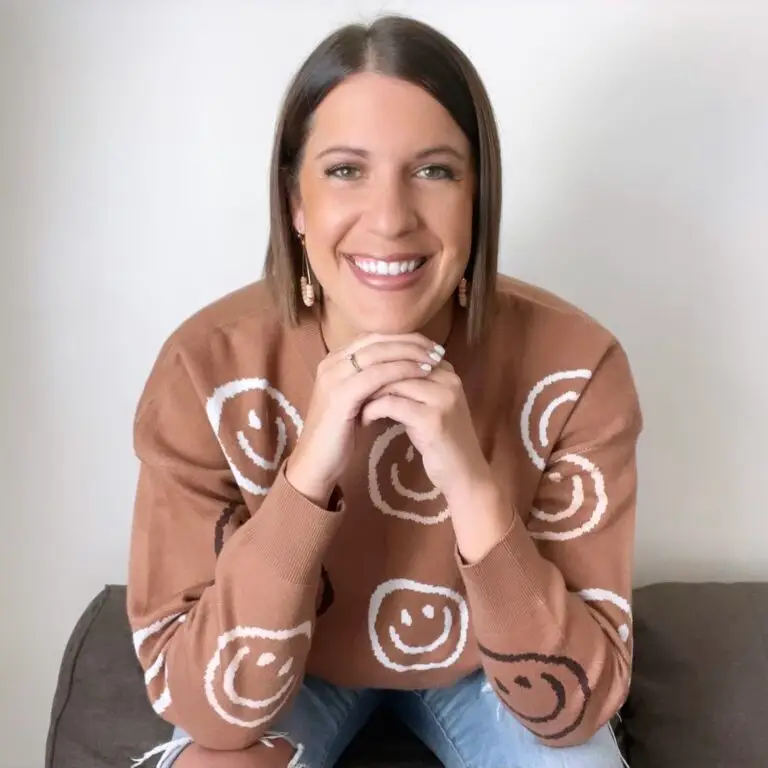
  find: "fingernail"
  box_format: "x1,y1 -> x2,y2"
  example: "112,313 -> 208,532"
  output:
428,351 -> 442,363
420,363 -> 433,372
434,344 -> 446,356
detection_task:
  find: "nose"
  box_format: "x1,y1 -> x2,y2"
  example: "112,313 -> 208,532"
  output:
365,171 -> 418,239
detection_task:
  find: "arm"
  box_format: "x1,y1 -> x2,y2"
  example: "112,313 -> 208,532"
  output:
127,350 -> 343,750
457,342 -> 641,745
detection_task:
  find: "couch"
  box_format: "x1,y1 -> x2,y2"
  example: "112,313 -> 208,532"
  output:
46,582 -> 768,767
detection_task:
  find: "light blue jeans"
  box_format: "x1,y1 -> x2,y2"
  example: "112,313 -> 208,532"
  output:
155,670 -> 624,767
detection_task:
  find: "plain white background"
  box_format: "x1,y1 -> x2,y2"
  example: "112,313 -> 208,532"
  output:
1,0 -> 767,763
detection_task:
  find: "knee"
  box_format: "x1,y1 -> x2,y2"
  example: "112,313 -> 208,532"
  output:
546,724 -> 625,768
174,736 -> 297,767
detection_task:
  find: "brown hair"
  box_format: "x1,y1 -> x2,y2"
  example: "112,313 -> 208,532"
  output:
263,15 -> 502,344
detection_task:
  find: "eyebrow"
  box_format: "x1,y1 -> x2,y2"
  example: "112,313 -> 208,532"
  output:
314,144 -> 468,162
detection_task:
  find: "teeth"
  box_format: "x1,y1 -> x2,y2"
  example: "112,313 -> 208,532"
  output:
354,258 -> 424,275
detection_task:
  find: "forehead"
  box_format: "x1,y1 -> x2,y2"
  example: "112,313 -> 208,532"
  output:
304,72 -> 469,154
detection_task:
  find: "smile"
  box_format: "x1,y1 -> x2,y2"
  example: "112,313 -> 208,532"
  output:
352,257 -> 428,275
345,254 -> 429,276
389,605 -> 453,655
344,253 -> 430,291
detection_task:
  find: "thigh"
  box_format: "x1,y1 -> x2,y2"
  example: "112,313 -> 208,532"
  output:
390,670 -> 624,768
138,675 -> 383,768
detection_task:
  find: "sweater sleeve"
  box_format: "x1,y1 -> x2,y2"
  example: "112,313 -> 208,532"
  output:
127,347 -> 344,750
458,341 -> 642,746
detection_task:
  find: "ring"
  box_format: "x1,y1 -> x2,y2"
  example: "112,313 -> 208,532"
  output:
346,352 -> 363,373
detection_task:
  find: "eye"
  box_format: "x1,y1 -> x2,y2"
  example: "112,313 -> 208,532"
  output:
325,164 -> 362,180
415,164 -> 457,181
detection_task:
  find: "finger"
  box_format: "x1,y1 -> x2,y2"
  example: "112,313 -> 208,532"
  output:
361,394 -> 425,427
340,360 -> 433,415
343,332 -> 445,358
431,357 -> 455,375
372,377 -> 445,405
324,340 -> 445,386
352,341 -> 444,372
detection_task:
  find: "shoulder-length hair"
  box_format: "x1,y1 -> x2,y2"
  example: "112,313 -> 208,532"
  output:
263,15 -> 502,344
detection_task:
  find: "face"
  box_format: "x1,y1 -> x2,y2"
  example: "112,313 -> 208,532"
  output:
520,369 -> 608,541
368,578 -> 469,672
369,423 -> 449,525
204,621 -> 312,728
292,72 -> 475,341
206,377 -> 304,499
478,646 -> 591,741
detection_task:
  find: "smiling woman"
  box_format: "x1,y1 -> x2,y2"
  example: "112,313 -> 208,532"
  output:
127,14 -> 639,768
264,16 -> 500,350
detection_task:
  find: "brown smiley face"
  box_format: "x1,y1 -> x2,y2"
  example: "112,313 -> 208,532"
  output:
478,645 -> 591,741
213,502 -> 251,557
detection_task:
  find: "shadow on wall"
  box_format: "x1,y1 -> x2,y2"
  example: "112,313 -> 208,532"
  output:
0,2 -> 53,754
506,23 -> 764,583
0,9 -> 37,590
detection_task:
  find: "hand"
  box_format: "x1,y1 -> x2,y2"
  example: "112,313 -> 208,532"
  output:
285,334 -> 445,506
360,360 -> 492,503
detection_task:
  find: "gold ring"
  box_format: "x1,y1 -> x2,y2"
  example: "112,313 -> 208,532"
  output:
346,352 -> 363,373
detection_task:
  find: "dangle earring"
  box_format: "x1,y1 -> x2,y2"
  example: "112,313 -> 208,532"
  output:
298,233 -> 315,308
457,277 -> 469,308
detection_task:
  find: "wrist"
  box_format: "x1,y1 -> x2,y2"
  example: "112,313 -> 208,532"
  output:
448,474 -> 513,565
284,454 -> 337,508
444,466 -> 499,511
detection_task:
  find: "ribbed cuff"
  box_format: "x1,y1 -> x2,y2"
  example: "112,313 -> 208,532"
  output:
218,463 -> 345,585
458,516 -> 560,638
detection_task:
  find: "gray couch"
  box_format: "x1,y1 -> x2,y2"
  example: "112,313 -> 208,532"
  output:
46,582 -> 768,768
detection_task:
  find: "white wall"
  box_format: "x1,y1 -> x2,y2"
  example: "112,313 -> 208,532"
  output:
1,0 -> 766,762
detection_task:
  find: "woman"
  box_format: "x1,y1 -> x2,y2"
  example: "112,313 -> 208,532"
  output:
129,15 -> 640,768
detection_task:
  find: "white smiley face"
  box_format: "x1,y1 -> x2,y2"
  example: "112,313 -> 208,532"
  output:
206,378 -> 303,497
368,424 -> 449,525
521,369 -> 608,541
368,579 -> 469,672
578,588 -> 632,643
204,622 -> 311,728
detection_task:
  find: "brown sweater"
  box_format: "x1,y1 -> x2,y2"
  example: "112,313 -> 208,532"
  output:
127,275 -> 642,750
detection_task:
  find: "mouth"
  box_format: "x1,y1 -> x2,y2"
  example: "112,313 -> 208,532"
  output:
344,253 -> 429,276
343,253 -> 431,292
389,606 -> 453,655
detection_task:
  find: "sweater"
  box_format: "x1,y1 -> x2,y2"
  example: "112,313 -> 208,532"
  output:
127,275 -> 642,750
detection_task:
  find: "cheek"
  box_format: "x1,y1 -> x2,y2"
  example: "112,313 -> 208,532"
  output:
300,176 -> 358,247
418,186 -> 474,251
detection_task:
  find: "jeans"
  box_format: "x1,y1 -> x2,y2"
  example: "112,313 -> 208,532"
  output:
148,670 -> 624,768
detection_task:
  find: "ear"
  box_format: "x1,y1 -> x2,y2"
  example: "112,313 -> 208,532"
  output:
291,190 -> 305,236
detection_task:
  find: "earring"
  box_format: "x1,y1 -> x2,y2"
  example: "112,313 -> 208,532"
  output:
457,277 -> 469,308
298,233 -> 315,308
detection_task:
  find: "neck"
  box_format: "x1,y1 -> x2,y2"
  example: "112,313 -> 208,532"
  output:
319,301 -> 455,353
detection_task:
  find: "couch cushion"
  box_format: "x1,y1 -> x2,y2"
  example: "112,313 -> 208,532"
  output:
46,585 -> 439,768
622,581 -> 768,768
46,586 -> 173,768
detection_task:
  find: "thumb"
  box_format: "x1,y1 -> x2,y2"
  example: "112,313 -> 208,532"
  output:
360,398 -> 388,427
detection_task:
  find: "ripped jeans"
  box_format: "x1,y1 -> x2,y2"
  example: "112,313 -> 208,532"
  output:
137,670 -> 625,768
